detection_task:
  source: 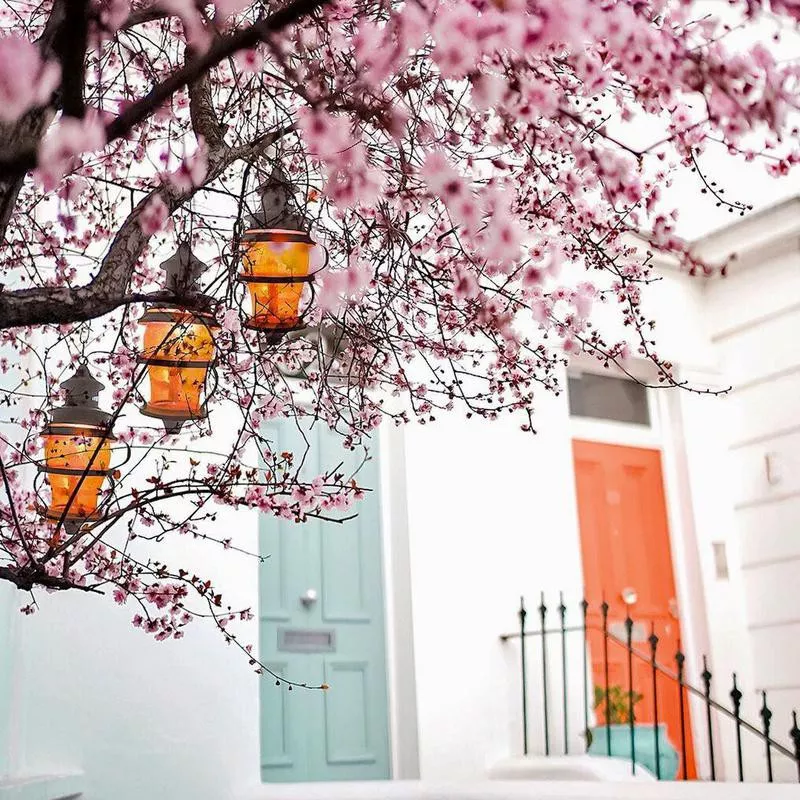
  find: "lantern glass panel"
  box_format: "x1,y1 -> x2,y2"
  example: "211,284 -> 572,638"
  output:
242,238 -> 313,329
142,311 -> 216,417
43,426 -> 111,519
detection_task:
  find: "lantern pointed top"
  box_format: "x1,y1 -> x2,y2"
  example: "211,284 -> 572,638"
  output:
245,166 -> 307,232
50,364 -> 112,428
160,243 -> 208,296
60,364 -> 104,407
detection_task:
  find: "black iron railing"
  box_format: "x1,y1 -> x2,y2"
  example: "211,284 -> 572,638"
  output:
500,594 -> 800,782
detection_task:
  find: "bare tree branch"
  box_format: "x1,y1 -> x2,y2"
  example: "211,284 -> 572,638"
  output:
0,0 -> 329,179
0,565 -> 103,593
119,6 -> 172,31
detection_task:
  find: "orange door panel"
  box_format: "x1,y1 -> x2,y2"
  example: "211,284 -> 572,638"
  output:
572,439 -> 696,778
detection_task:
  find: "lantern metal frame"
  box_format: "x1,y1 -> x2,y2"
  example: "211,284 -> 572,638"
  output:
277,320 -> 354,383
34,449 -> 128,536
136,305 -> 221,433
35,365 -> 129,535
236,227 -> 328,345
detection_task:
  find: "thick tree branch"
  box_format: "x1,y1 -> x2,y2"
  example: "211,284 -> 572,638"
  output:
189,69 -> 226,153
0,127 -> 289,329
0,565 -> 103,593
0,0 -> 66,237
119,6 -> 171,31
55,0 -> 91,118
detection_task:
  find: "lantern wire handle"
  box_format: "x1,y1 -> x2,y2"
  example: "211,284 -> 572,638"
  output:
77,323 -> 91,365
317,244 -> 329,273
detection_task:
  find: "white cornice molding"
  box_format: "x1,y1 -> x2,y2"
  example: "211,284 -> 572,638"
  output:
629,196 -> 800,277
690,196 -> 800,273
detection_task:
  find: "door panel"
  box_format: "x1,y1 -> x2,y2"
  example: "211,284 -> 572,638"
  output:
573,440 -> 696,778
259,421 -> 391,782
323,661 -> 375,764
321,523 -> 370,621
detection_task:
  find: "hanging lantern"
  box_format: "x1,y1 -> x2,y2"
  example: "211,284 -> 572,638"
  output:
278,321 -> 353,383
39,365 -> 116,532
236,171 -> 325,345
138,245 -> 220,433
238,228 -> 318,342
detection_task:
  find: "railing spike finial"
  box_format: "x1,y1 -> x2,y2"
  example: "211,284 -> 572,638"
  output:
649,621 -> 662,779
601,599 -> 611,756
760,690 -> 774,782
518,594 -> 528,756
559,591 -> 569,756
731,673 -> 744,782
625,612 -> 636,776
790,710 -> 800,783
676,648 -> 688,780
701,655 -> 716,781
539,591 -> 550,756
581,596 -> 589,753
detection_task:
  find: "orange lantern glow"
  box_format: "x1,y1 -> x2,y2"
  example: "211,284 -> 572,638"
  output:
39,365 -> 116,531
137,245 -> 220,432
138,307 -> 219,432
238,228 -> 319,343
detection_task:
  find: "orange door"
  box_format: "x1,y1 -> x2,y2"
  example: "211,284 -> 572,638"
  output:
572,440 -> 695,778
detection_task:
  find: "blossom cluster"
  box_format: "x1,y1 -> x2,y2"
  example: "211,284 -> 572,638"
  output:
0,0 -> 797,660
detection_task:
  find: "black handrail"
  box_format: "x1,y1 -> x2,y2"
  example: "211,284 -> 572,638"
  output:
500,596 -> 800,780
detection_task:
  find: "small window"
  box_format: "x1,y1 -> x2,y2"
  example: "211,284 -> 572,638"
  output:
567,373 -> 650,426
712,541 -> 729,581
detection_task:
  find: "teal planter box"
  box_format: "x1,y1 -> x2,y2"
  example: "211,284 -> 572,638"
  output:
588,723 -> 679,779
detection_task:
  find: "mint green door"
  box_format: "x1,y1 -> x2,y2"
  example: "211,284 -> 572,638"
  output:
259,421 -> 391,782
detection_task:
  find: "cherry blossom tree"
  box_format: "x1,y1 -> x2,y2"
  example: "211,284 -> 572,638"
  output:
0,0 -> 798,675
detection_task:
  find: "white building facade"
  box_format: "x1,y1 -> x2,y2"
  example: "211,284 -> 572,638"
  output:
0,199 -> 799,799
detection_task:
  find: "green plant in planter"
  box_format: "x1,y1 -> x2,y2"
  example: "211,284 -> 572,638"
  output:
588,684 -> 679,779
593,684 -> 643,724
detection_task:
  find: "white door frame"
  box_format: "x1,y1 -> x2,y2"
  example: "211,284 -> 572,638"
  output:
379,423 -> 421,779
567,360 -> 714,779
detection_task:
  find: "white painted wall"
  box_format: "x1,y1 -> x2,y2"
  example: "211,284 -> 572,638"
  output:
694,204 -> 800,782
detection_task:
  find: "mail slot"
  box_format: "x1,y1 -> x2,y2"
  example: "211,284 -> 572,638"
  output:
609,620 -> 648,643
278,628 -> 336,653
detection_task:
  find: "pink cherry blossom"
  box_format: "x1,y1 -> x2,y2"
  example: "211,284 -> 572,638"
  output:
317,258 -> 373,312
36,115 -> 106,190
160,0 -> 212,51
214,0 -> 252,18
0,36 -> 60,123
235,48 -> 264,73
451,266 -> 480,301
139,196 -> 169,235
166,138 -> 208,191
471,73 -> 507,111
421,151 -> 468,202
221,309 -> 241,333
770,0 -> 800,20
95,0 -> 131,34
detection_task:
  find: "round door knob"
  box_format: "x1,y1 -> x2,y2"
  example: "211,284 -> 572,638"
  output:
300,588 -> 318,607
621,587 -> 638,605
